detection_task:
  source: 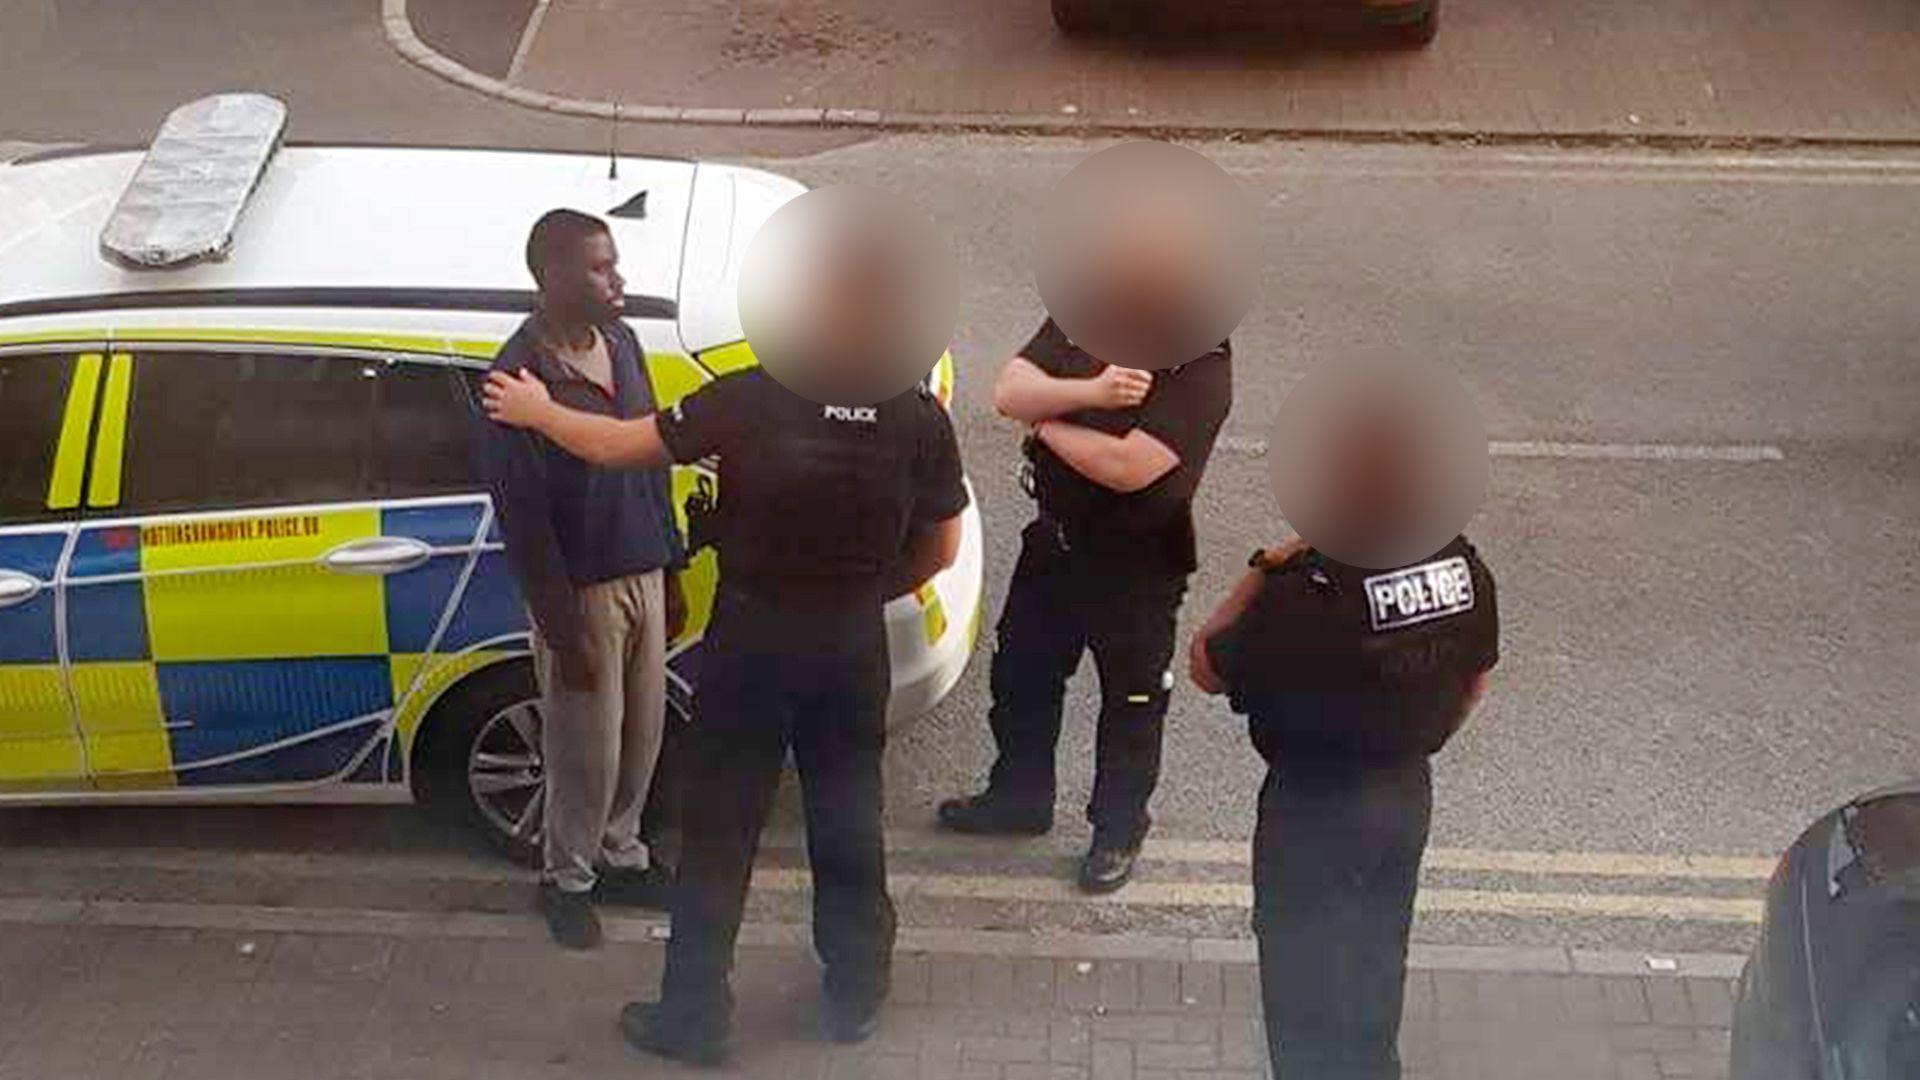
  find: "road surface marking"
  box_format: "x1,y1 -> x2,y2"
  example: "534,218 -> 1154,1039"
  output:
0,839 -> 1775,883
746,868 -> 1763,923
504,0 -> 550,85
759,831 -> 1777,881
1212,437 -> 1784,462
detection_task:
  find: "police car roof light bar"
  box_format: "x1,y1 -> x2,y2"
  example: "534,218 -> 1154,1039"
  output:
99,93 -> 288,270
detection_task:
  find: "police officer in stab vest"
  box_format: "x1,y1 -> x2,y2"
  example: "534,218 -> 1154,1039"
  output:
482,224 -> 969,1064
1189,381 -> 1498,1080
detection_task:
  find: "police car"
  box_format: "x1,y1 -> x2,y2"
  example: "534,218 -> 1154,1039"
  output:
0,95 -> 985,858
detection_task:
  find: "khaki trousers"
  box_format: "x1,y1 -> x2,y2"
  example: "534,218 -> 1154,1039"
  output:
530,569 -> 667,893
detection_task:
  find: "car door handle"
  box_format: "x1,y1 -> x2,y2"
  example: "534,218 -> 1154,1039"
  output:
320,536 -> 432,576
0,570 -> 42,609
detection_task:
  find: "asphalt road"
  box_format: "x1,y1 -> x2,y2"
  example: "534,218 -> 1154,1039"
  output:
4,2 -> 1919,957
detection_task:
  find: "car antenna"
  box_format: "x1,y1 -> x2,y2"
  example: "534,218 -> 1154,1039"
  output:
608,102 -> 620,181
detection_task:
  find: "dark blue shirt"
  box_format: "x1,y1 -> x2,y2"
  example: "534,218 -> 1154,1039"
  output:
473,316 -> 685,653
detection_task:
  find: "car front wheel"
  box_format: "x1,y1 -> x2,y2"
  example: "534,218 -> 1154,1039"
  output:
413,659 -> 689,865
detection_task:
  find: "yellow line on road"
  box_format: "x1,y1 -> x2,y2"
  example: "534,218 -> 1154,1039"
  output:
763,831 -> 1777,881
749,869 -> 1764,924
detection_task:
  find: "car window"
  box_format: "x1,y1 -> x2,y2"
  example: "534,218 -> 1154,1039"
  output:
120,349 -> 376,514
373,361 -> 484,498
0,352 -> 77,524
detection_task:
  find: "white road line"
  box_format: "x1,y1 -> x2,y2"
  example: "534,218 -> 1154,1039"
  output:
503,0 -> 551,85
747,868 -> 1764,923
1212,437 -> 1784,462
1489,440 -> 1785,462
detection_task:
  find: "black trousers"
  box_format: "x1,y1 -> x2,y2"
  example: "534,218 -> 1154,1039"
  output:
659,585 -> 896,1024
986,518 -> 1187,848
1253,758 -> 1432,1080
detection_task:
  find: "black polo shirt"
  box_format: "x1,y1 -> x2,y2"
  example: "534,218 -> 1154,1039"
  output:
1020,317 -> 1232,578
656,367 -> 969,610
1207,536 -> 1501,767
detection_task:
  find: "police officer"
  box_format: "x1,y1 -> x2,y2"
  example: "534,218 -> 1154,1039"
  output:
937,310 -> 1231,893
1188,392 -> 1499,1080
481,257 -> 969,1063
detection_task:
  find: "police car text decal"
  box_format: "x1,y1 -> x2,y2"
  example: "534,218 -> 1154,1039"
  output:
1363,556 -> 1474,632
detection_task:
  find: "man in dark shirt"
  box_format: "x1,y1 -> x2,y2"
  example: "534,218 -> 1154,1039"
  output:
938,315 -> 1232,893
482,347 -> 969,1063
473,210 -> 688,951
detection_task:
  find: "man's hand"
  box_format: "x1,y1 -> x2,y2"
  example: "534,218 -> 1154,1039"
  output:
554,645 -> 600,692
1083,365 -> 1152,411
1188,630 -> 1226,694
484,369 -> 556,430
663,573 -> 688,641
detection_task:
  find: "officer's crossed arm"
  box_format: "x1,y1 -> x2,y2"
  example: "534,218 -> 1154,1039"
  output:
483,368 -> 672,469
993,356 -> 1151,423
1032,418 -> 1178,493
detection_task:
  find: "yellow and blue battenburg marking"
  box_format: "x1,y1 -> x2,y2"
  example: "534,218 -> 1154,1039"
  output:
0,530 -> 82,788
46,500 -> 534,790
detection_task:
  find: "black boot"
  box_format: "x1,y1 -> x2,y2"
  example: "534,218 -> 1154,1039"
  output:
936,790 -> 1052,836
539,883 -> 602,950
619,1001 -> 731,1067
1078,842 -> 1140,894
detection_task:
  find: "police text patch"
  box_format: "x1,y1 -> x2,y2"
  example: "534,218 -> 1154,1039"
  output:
1363,556 -> 1474,632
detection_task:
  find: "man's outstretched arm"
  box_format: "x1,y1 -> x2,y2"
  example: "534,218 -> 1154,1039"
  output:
484,368 -> 670,469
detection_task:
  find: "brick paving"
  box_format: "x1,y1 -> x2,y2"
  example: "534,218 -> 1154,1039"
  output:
0,919 -> 1734,1080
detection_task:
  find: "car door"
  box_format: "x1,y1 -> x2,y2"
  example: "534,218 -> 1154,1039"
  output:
63,342 -> 475,790
0,347 -> 92,792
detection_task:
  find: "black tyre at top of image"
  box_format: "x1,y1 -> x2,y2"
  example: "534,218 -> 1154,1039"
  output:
1049,0 -> 1440,45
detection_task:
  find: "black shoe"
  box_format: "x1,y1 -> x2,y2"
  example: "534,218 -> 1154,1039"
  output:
539,883 -> 603,950
594,863 -> 674,909
620,1000 -> 731,1067
824,996 -> 883,1044
937,791 -> 1052,836
1078,844 -> 1139,894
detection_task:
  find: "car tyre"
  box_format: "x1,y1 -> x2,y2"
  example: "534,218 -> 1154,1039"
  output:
1366,1 -> 1439,47
414,660 -> 547,866
413,659 -> 694,867
1051,0 -> 1109,36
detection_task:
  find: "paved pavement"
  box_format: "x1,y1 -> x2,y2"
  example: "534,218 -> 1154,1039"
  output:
0,905 -> 1737,1080
398,0 -> 1920,140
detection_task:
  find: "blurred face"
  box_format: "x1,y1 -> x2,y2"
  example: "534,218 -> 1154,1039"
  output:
738,184 -> 959,406
1268,355 -> 1489,570
1033,140 -> 1258,371
545,230 -> 624,325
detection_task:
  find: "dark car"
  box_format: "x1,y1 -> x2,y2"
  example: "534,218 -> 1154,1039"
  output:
1051,0 -> 1440,46
1732,780 -> 1920,1080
